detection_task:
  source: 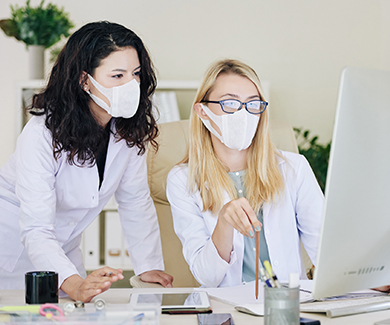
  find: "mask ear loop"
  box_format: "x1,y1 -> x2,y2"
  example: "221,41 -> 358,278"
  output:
199,104 -> 225,144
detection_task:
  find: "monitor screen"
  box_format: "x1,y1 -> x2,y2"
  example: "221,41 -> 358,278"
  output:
312,66 -> 390,299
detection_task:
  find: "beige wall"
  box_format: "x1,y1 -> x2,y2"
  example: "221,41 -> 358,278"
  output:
0,0 -> 388,167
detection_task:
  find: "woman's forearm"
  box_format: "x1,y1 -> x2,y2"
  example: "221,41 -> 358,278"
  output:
60,274 -> 85,301
211,217 -> 234,262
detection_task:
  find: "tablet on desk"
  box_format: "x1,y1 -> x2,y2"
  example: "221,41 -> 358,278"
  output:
129,291 -> 212,314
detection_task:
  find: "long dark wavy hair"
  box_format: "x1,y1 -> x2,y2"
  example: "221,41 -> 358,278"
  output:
29,21 -> 158,166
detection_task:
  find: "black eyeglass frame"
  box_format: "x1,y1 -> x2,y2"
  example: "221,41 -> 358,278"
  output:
201,99 -> 268,115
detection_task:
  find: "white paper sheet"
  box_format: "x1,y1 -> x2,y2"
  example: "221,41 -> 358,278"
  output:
196,280 -> 314,316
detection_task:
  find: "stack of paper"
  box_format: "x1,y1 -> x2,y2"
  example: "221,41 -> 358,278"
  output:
196,280 -> 313,316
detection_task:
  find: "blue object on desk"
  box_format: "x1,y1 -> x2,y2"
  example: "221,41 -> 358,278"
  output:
300,317 -> 320,325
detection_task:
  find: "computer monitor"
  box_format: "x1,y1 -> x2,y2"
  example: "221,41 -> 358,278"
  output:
312,66 -> 390,299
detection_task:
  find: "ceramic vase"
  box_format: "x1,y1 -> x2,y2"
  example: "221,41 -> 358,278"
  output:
28,45 -> 45,80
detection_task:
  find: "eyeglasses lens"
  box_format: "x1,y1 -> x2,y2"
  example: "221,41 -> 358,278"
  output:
221,100 -> 240,113
246,100 -> 263,113
221,100 -> 264,114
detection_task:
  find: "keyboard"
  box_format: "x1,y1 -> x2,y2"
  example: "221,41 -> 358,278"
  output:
300,295 -> 390,318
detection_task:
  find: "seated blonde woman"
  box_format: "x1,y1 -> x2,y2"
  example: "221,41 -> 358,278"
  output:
166,59 -> 324,287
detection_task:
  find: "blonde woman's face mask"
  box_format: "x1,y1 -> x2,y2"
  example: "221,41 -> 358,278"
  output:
200,103 -> 260,151
198,73 -> 263,151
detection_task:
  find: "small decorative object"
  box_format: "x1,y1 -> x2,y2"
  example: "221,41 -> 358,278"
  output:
0,0 -> 74,79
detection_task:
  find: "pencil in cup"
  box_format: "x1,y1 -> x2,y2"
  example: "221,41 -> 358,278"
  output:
260,267 -> 275,288
263,260 -> 282,288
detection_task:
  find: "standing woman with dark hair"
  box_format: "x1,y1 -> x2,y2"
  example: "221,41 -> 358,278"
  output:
0,21 -> 173,301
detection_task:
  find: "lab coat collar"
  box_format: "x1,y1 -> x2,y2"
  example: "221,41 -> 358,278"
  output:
275,149 -> 287,165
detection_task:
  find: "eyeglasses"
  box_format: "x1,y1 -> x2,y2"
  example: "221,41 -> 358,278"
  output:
201,99 -> 268,115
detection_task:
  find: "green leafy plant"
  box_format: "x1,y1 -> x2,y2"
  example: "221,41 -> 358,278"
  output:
0,0 -> 74,49
294,128 -> 331,193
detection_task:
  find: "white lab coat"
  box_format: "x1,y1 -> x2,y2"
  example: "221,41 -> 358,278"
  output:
0,116 -> 164,288
166,151 -> 324,287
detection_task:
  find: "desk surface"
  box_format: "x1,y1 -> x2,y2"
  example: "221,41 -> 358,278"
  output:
1,288 -> 390,324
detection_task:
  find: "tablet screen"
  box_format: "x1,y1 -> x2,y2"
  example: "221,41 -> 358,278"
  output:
138,293 -> 199,306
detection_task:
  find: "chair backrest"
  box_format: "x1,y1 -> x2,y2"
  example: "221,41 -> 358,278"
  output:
147,119 -> 306,287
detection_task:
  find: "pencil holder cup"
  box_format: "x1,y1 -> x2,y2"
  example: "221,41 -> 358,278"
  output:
264,284 -> 300,325
25,271 -> 58,304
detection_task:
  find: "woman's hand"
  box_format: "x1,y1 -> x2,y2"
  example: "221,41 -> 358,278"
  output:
372,285 -> 390,293
218,197 -> 261,237
61,267 -> 124,302
212,197 -> 262,262
140,270 -> 173,288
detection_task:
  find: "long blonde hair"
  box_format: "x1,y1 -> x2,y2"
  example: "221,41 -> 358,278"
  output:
181,59 -> 284,214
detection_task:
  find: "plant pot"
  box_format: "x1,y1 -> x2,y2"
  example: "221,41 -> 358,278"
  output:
28,45 -> 45,79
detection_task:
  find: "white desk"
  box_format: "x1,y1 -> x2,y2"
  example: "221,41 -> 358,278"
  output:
1,288 -> 390,324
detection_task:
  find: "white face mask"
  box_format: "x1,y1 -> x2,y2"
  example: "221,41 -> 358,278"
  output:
200,104 -> 260,151
87,74 -> 140,118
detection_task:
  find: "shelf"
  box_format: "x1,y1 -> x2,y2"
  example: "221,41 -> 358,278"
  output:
14,79 -> 200,143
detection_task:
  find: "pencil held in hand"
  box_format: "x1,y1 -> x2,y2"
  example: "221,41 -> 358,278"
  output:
255,231 -> 259,299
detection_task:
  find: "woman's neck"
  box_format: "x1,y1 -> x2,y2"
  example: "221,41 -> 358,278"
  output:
211,134 -> 248,172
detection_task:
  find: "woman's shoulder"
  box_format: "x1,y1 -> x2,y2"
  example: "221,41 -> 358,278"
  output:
276,149 -> 315,181
19,115 -> 51,143
276,149 -> 312,174
14,116 -> 59,165
276,149 -> 306,164
167,163 -> 189,182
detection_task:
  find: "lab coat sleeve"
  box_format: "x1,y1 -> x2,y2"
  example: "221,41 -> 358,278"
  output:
167,166 -> 237,287
16,119 -> 79,286
115,150 -> 164,276
292,154 -> 324,265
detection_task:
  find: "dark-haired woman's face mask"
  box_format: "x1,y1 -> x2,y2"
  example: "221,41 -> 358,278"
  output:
85,47 -> 141,119
87,75 -> 140,118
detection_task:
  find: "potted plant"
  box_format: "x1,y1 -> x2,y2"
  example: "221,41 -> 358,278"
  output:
0,0 -> 74,79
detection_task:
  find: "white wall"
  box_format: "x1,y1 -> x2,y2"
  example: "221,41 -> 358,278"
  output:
0,0 -> 388,166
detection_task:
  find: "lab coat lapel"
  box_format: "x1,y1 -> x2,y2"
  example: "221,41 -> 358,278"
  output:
262,153 -> 286,222
104,123 -> 125,174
